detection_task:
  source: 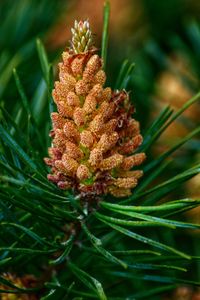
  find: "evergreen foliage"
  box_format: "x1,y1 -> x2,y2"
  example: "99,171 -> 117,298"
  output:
0,1 -> 200,299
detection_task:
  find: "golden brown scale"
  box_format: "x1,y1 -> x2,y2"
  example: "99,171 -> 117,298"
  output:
44,20 -> 146,199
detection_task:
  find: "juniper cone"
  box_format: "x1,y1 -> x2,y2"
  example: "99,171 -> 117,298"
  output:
44,20 -> 146,199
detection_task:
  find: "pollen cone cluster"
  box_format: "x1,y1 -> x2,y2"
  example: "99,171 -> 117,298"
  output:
0,273 -> 37,300
45,20 -> 146,199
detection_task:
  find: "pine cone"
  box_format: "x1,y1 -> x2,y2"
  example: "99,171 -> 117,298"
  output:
45,20 -> 146,200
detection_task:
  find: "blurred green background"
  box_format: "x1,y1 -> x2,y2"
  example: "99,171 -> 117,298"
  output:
1,0 -> 200,122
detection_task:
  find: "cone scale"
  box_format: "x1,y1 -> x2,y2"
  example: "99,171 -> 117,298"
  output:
44,20 -> 146,200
